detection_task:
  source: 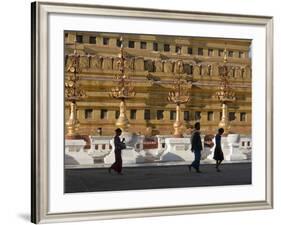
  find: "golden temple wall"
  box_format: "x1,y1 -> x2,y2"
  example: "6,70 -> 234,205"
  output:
64,31 -> 252,136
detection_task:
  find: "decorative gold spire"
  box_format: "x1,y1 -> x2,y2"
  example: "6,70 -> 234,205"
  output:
65,34 -> 86,136
216,47 -> 236,134
223,47 -> 228,63
167,59 -> 191,137
109,36 -> 136,131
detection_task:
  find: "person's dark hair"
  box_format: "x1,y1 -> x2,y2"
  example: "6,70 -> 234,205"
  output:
115,128 -> 122,133
218,128 -> 224,134
194,122 -> 200,129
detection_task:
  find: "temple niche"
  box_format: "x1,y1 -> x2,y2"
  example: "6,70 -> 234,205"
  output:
193,64 -> 200,76
245,66 -> 251,79
125,58 -> 135,71
227,66 -> 234,78
201,64 -> 209,76
174,60 -> 184,74
79,56 -> 89,70
112,57 -> 120,71
234,66 -> 242,78
134,57 -> 144,71
163,60 -> 174,73
102,57 -> 113,70
144,60 -> 154,72
154,60 -> 163,72
212,63 -> 219,76
241,66 -> 251,79
90,55 -> 102,70
183,63 -> 193,75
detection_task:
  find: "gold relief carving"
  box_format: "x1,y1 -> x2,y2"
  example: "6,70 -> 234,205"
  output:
193,64 -> 200,76
167,59 -> 191,137
208,65 -> 213,76
124,58 -> 135,71
64,33 -> 251,135
134,57 -> 144,71
245,66 -> 251,79
234,67 -> 241,78
174,60 -> 184,74
65,48 -> 86,137
90,55 -> 102,70
144,60 -> 154,72
241,67 -> 245,79
79,56 -> 89,69
163,60 -> 174,73
113,57 -> 120,71
183,63 -> 189,74
227,66 -> 235,78
216,48 -> 236,134
218,64 -> 226,76
65,55 -> 72,70
102,57 -> 113,70
154,60 -> 163,72
109,37 -> 136,131
201,65 -> 209,76
212,64 -> 219,76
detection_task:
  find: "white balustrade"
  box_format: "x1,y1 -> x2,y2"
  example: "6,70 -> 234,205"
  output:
240,136 -> 252,159
162,137 -> 193,161
65,139 -> 93,165
88,136 -> 113,163
64,134 -> 252,167
65,139 -> 86,152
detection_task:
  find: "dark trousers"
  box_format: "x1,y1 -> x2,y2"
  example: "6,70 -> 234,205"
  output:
110,151 -> 122,173
191,150 -> 201,170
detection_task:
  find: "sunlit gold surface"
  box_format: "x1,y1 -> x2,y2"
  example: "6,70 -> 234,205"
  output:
167,60 -> 192,137
65,45 -> 86,136
64,32 -> 252,135
216,48 -> 236,134
109,37 -> 135,131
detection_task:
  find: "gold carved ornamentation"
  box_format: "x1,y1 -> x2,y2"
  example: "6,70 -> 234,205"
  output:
167,60 -> 192,137
65,47 -> 86,137
109,37 -> 136,131
216,48 -> 236,134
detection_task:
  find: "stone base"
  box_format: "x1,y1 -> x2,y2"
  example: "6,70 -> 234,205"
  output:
230,143 -> 247,161
65,139 -> 93,165
65,135 -> 91,149
162,138 -> 193,161
222,135 -> 247,161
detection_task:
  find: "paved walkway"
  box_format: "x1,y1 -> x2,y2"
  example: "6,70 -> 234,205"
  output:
65,162 -> 251,193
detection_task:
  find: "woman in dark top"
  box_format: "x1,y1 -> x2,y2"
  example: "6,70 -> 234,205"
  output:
109,128 -> 126,175
213,128 -> 224,172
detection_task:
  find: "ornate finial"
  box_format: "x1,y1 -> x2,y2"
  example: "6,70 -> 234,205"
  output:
65,33 -> 86,136
168,60 -> 191,105
215,44 -> 236,134
223,48 -> 228,63
110,36 -> 135,100
167,59 -> 191,137
109,36 -> 136,131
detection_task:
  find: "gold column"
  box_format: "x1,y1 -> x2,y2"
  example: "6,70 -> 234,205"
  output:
109,37 -> 135,132
168,60 -> 192,137
218,103 -> 230,132
65,41 -> 86,137
66,102 -> 80,136
173,104 -> 182,137
115,99 -> 130,131
216,48 -> 236,134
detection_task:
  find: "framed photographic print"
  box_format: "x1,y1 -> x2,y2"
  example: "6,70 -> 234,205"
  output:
31,1 -> 273,224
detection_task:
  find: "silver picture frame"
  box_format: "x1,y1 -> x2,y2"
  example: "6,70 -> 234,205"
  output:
31,1 -> 273,223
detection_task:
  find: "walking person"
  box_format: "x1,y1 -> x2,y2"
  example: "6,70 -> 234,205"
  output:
188,122 -> 203,173
108,128 -> 126,175
213,128 -> 225,172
